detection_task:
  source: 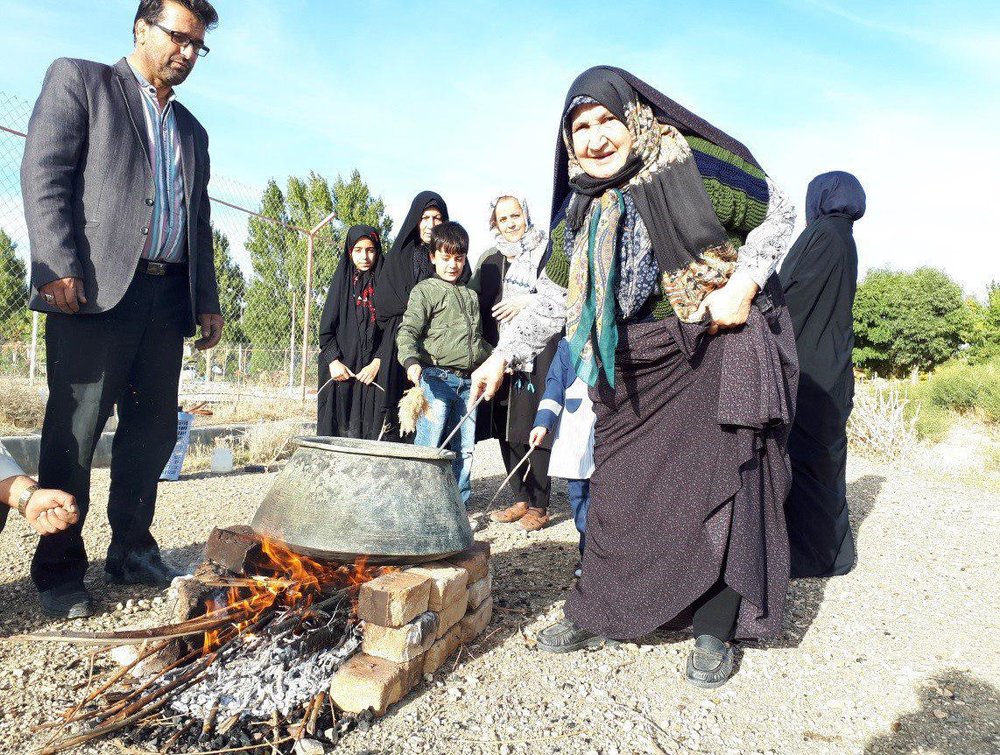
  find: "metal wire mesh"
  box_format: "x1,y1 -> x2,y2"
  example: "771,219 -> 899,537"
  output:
0,88 -> 321,432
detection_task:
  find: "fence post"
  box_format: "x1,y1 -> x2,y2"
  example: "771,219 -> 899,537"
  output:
29,311 -> 39,385
300,211 -> 337,401
288,289 -> 296,392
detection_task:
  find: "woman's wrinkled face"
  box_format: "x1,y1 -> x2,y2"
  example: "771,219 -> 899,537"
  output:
493,197 -> 527,243
418,207 -> 444,244
350,237 -> 376,271
569,103 -> 633,180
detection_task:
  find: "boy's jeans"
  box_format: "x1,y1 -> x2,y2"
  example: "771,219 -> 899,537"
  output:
567,478 -> 590,555
414,367 -> 476,507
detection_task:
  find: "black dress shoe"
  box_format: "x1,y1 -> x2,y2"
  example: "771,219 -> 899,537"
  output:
39,584 -> 95,619
536,619 -> 617,654
686,634 -> 736,688
105,552 -> 183,588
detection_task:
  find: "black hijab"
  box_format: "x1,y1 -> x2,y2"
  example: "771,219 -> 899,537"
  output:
375,191 -> 449,326
805,171 -> 866,224
319,224 -> 384,373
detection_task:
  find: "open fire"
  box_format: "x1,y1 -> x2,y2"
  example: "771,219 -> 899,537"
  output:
27,533 -> 395,755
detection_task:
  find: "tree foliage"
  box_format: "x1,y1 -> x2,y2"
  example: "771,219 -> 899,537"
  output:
0,228 -> 30,341
212,227 -> 247,344
853,267 -> 970,376
240,170 -> 393,375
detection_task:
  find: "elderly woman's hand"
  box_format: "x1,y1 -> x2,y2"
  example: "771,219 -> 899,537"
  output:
492,295 -> 533,323
692,271 -> 760,334
25,489 -> 79,535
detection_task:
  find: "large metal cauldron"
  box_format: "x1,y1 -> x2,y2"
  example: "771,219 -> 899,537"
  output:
250,437 -> 472,564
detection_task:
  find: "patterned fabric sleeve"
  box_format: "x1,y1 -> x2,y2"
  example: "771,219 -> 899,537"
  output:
0,440 -> 26,482
734,177 -> 797,289
492,271 -> 567,370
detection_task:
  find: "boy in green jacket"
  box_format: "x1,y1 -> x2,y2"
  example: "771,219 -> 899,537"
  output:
397,222 -> 491,506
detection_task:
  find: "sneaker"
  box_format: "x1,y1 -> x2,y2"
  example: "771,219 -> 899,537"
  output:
467,512 -> 485,533
573,562 -> 582,579
685,634 -> 736,688
106,551 -> 183,589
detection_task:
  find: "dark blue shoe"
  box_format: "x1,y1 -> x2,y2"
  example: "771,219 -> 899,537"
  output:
39,583 -> 94,619
106,551 -> 183,589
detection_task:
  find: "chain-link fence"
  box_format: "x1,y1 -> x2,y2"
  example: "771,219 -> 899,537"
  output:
1,89 -> 321,433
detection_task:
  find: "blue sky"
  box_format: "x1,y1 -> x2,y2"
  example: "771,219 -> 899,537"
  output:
1,0 -> 998,295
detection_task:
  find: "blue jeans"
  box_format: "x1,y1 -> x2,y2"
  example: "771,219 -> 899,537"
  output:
567,478 -> 590,555
414,367 -> 476,507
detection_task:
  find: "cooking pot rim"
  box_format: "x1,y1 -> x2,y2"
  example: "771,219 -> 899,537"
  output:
294,436 -> 457,461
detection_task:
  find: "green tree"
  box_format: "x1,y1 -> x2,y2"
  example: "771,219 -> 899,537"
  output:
212,227 -> 247,344
0,228 -> 30,341
331,169 -> 394,254
241,171 -> 394,377
853,267 -> 969,376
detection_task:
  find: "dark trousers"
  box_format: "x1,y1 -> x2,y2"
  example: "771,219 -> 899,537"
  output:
566,478 -> 590,555
33,270 -> 189,591
691,579 -> 742,642
499,440 -> 551,510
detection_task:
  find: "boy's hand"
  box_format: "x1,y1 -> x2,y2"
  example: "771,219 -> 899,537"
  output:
529,426 -> 547,447
356,358 -> 381,385
407,364 -> 422,385
329,359 -> 351,382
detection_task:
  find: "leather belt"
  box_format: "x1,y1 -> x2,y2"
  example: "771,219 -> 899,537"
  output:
137,259 -> 186,276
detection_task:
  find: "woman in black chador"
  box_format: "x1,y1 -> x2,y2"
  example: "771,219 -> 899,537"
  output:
373,191 -> 449,440
779,171 -> 866,578
317,225 -> 387,440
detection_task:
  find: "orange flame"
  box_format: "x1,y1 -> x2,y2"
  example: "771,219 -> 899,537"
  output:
198,538 -> 392,654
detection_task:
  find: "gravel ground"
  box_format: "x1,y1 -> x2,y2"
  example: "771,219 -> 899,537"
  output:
1,438 -> 997,755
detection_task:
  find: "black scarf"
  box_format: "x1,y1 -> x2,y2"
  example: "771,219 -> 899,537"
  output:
375,191 -> 450,327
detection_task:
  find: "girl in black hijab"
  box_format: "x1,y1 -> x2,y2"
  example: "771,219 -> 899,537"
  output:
317,225 -> 386,440
779,171 -> 866,578
374,191 -> 449,440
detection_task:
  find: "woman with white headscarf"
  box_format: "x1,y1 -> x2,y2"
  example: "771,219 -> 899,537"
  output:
473,194 -> 559,532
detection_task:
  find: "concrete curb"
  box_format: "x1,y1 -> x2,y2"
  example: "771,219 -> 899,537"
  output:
1,423 -> 307,476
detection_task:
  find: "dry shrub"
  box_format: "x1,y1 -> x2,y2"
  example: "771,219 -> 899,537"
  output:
848,380 -> 920,459
240,420 -> 299,464
0,382 -> 46,434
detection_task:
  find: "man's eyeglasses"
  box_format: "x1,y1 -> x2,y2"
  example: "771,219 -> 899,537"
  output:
152,22 -> 210,57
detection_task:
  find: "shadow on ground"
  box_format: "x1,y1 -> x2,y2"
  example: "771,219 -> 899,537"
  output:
0,540 -> 206,637
864,670 -> 1000,754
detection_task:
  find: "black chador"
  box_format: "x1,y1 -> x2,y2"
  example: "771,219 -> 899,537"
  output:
779,171 -> 866,578
317,225 -> 387,440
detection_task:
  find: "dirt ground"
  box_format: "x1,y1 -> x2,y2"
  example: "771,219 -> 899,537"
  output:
0,438 -> 997,755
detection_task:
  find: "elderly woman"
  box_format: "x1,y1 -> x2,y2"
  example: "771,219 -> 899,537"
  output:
317,225 -> 386,440
779,171 -> 866,578
471,66 -> 798,688
375,192 -> 449,440
474,194 -> 558,531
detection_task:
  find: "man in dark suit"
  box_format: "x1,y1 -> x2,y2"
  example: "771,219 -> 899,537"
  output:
20,0 -> 222,618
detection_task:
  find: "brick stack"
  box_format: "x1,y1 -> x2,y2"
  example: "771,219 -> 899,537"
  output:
329,541 -> 493,715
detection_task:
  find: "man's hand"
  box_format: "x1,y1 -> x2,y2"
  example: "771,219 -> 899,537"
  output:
529,426 -> 548,447
39,277 -> 87,314
194,313 -> 224,350
690,272 -> 759,335
406,364 -> 423,386
355,358 -> 381,385
470,353 -> 508,403
25,488 -> 79,536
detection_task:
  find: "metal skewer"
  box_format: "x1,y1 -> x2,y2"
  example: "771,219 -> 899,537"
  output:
489,438 -> 539,504
437,394 -> 486,450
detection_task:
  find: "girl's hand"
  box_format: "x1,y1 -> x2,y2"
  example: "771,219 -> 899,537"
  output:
329,360 -> 351,381
529,426 -> 548,447
356,358 -> 381,385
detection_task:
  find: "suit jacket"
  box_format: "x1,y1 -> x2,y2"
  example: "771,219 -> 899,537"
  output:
20,57 -> 219,334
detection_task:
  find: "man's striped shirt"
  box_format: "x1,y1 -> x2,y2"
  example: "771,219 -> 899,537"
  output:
129,63 -> 187,263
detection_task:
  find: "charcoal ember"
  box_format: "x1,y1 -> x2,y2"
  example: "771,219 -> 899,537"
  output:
205,524 -> 264,575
